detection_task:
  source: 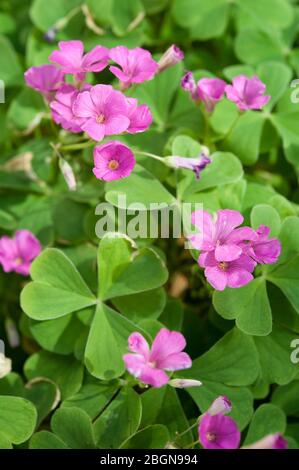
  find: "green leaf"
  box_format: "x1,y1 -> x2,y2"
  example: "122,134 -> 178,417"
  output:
272,112 -> 299,147
235,0 -> 294,32
254,324 -> 299,385
0,396 -> 37,444
243,404 -> 286,446
272,381 -> 299,416
268,255 -> 299,313
140,387 -> 191,446
62,381 -> 119,420
25,379 -> 58,427
0,209 -> 17,230
235,29 -> 284,66
85,303 -> 147,380
30,431 -> 69,449
257,61 -> 292,111
98,236 -> 168,301
51,407 -> 96,449
21,248 -> 96,320
250,204 -> 281,237
121,425 -> 170,449
172,0 -> 230,40
30,0 -> 82,31
224,112 -> 265,165
105,164 -> 175,209
0,35 -> 22,86
8,88 -> 45,130
110,0 -> 144,36
24,352 -> 84,400
94,388 -> 142,448
213,278 -> 272,336
113,288 -> 166,322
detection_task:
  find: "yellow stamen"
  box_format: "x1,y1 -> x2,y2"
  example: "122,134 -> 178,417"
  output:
108,159 -> 119,170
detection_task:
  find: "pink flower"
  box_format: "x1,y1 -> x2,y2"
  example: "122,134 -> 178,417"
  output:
165,153 -> 211,179
199,252 -> 256,291
50,84 -> 91,133
181,72 -> 198,100
49,40 -> 109,81
109,46 -> 158,88
243,433 -> 287,450
245,225 -> 281,264
123,329 -> 192,388
197,78 -> 226,112
93,141 -> 135,182
24,64 -> 65,101
189,209 -> 256,262
199,413 -> 241,449
0,230 -> 41,276
157,44 -> 184,73
225,75 -> 270,110
72,84 -> 130,141
126,98 -> 153,133
207,396 -> 232,416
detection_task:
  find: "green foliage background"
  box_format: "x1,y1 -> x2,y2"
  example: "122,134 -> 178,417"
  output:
0,0 -> 299,449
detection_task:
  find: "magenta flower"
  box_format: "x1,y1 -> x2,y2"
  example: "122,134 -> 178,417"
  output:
189,209 -> 256,262
126,98 -> 153,133
0,230 -> 41,276
165,153 -> 211,179
197,78 -> 226,112
199,252 -> 256,291
199,413 -> 241,449
109,46 -> 158,88
243,433 -> 288,449
24,64 -> 65,101
93,141 -> 135,182
72,84 -> 130,141
157,44 -> 184,73
123,329 -> 192,388
207,396 -> 232,416
245,225 -> 281,264
225,75 -> 270,110
50,84 -> 91,133
49,40 -> 109,81
181,72 -> 198,100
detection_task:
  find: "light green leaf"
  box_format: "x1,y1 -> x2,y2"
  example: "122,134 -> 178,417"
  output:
0,396 -> 37,444
243,404 -> 286,446
51,407 -> 96,449
121,425 -> 170,449
250,204 -> 281,237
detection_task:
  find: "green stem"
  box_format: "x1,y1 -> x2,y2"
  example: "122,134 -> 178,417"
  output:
134,150 -> 165,163
212,112 -> 242,143
59,140 -> 95,151
174,420 -> 199,440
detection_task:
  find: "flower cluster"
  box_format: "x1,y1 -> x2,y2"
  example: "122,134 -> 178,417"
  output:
0,230 -> 41,276
198,396 -> 287,449
25,41 -> 184,182
182,72 -> 270,112
123,328 -> 192,388
189,209 -> 281,290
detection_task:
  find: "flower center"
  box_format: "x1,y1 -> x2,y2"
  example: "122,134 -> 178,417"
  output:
148,361 -> 157,368
206,432 -> 216,442
218,261 -> 229,271
108,159 -> 119,170
14,256 -> 23,265
96,113 -> 105,124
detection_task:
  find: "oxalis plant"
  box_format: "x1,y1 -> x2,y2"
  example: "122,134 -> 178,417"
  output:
0,0 -> 299,451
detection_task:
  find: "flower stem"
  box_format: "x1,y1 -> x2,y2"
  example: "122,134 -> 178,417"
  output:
134,150 -> 165,163
59,140 -> 95,151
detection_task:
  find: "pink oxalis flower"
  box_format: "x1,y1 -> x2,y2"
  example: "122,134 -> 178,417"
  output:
165,153 -> 211,179
0,230 -> 41,276
157,44 -> 184,73
109,46 -> 158,88
49,40 -> 109,81
198,395 -> 240,449
181,72 -> 198,100
123,329 -> 192,388
93,141 -> 135,182
189,209 -> 281,290
199,413 -> 241,449
243,433 -> 288,449
197,78 -> 227,112
245,225 -> 282,264
50,84 -> 91,133
225,75 -> 270,110
72,84 -> 130,141
24,64 -> 65,101
126,97 -> 153,133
